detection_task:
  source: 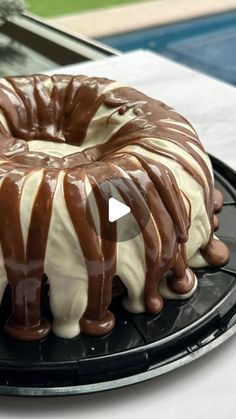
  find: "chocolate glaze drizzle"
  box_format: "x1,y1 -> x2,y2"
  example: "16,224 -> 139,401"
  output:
0,75 -> 230,341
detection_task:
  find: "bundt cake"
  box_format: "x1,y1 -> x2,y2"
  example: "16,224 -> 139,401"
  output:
0,75 -> 230,341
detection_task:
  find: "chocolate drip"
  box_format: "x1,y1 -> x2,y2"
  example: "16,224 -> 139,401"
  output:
0,77 -> 215,223
63,77 -> 111,145
64,166 -> 116,335
120,152 -> 190,243
201,238 -> 230,267
0,170 -> 28,315
25,169 -> 58,317
97,87 -> 214,221
129,141 -> 210,211
0,75 -> 111,144
0,167 -> 57,340
214,188 -> 224,213
0,75 -> 230,340
109,155 -> 176,313
109,154 -> 195,308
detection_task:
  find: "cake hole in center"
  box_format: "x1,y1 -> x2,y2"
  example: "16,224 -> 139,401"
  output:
9,140 -> 91,169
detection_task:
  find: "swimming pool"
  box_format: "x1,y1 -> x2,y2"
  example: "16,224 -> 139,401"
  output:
98,10 -> 236,86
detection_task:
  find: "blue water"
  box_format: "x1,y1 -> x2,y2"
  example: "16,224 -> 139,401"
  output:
98,11 -> 236,85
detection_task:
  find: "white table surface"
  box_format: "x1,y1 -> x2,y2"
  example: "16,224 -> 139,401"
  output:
3,50 -> 236,419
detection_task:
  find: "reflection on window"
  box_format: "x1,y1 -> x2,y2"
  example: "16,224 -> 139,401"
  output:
0,33 -> 57,77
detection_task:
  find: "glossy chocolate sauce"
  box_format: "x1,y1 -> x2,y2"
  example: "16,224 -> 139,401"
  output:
0,75 -> 230,340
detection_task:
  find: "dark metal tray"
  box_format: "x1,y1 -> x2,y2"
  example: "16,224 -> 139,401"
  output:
0,155 -> 235,397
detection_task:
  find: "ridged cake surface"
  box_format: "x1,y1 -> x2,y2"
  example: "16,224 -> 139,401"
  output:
0,75 -> 229,340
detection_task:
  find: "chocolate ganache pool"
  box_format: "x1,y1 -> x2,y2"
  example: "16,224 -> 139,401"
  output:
0,75 -> 230,341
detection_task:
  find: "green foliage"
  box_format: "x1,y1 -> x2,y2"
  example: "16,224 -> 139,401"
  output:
0,0 -> 25,20
26,0 -> 144,17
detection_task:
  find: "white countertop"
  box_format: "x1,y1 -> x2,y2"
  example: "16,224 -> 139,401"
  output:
3,50 -> 236,419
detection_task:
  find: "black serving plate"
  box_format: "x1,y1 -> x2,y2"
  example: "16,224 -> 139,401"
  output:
0,155 -> 236,397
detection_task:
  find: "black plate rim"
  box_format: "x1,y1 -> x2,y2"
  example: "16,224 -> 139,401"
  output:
0,154 -> 235,396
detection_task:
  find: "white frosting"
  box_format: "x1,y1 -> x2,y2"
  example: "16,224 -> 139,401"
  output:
188,141 -> 214,178
0,111 -> 9,132
0,77 -> 217,339
19,169 -> 44,246
84,175 -> 101,236
0,80 -> 13,133
117,232 -> 146,313
118,143 -> 212,265
28,141 -> 80,158
160,118 -> 196,135
159,273 -> 198,300
44,171 -> 88,338
148,138 -> 211,193
108,169 -> 147,313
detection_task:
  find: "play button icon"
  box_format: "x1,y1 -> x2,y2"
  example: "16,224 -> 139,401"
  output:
108,198 -> 131,222
86,175 -> 150,242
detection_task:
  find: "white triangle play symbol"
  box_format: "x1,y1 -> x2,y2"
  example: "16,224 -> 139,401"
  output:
108,197 -> 131,222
